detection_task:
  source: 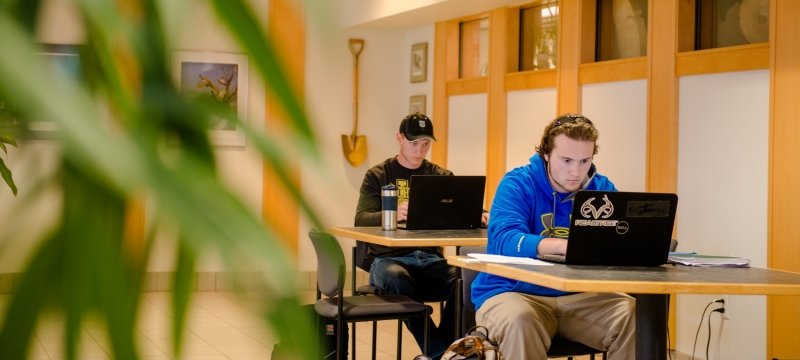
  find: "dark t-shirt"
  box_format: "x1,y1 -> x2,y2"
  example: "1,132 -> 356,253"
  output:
353,156 -> 453,270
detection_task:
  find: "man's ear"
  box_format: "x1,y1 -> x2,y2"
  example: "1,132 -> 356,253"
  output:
396,132 -> 404,144
543,154 -> 549,162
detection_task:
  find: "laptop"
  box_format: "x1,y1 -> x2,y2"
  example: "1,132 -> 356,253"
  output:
398,175 -> 486,230
537,191 -> 678,266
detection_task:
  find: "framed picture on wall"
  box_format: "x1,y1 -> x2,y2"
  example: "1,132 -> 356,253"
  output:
410,42 -> 428,83
171,51 -> 248,147
18,44 -> 83,138
409,95 -> 426,115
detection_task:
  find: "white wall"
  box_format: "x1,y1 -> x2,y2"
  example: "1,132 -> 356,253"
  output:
303,13 -> 435,270
0,0 -> 270,273
448,94 -> 488,176
405,26 -> 435,115
148,0 -> 269,272
505,88 -> 557,171
340,0 -> 530,29
340,0 -> 447,27
582,80 -> 648,191
503,81 -> 647,191
0,142 -> 62,272
675,70 -> 770,359
0,0 -> 84,272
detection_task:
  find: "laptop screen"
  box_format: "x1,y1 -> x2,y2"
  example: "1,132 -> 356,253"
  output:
400,175 -> 486,230
543,191 -> 678,266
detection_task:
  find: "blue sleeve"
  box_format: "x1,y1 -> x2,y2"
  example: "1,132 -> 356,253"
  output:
486,175 -> 543,259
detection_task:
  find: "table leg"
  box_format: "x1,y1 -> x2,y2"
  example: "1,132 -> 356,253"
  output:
634,294 -> 669,360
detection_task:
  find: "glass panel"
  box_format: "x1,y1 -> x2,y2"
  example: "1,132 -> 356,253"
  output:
459,17 -> 489,78
520,2 -> 559,71
596,0 -> 648,61
696,0 -> 769,50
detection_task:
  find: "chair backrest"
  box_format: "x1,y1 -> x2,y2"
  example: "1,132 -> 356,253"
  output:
458,245 -> 486,334
308,230 -> 346,298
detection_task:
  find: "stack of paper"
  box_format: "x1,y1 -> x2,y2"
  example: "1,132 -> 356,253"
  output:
667,252 -> 750,268
464,253 -> 553,266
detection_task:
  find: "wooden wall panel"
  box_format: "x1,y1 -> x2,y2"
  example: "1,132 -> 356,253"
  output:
486,8 -> 508,206
645,0 -> 678,194
677,44 -> 769,76
263,0 -> 304,254
556,0 -> 583,113
505,70 -> 557,91
432,21 -> 458,167
579,57 -> 647,84
446,78 -> 488,95
768,1 -> 800,358
647,0 -> 679,348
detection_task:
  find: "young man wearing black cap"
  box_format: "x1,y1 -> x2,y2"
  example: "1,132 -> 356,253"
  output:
353,113 -> 467,359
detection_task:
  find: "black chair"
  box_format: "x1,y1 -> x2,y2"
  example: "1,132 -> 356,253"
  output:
456,245 -> 606,360
310,230 -> 430,360
350,247 -> 382,359
350,246 -> 447,360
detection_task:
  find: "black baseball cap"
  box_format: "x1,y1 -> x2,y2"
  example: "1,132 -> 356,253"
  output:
399,113 -> 436,141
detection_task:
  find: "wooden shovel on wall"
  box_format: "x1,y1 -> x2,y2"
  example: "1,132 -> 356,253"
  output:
342,38 -> 367,167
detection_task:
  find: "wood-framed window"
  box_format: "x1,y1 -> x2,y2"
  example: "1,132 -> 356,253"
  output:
459,17 -> 489,78
595,0 -> 648,61
519,2 -> 559,71
695,0 -> 768,50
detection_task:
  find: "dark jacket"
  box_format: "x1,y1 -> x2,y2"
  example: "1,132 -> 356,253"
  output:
354,156 -> 452,270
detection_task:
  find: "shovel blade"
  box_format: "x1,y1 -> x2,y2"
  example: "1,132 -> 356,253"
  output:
341,134 -> 367,167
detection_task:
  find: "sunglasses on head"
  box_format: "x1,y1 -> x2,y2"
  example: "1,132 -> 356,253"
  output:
553,114 -> 593,127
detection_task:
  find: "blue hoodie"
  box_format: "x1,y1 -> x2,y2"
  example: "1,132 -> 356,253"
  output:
471,153 -> 616,310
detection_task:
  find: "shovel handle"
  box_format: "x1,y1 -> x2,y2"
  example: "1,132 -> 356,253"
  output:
349,39 -> 364,137
348,38 -> 364,58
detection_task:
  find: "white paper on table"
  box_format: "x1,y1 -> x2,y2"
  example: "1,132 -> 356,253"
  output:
464,253 -> 553,266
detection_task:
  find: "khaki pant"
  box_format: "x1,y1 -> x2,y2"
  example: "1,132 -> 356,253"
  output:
476,292 -> 635,359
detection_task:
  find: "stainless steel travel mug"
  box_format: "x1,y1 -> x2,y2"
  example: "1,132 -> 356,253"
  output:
381,184 -> 398,231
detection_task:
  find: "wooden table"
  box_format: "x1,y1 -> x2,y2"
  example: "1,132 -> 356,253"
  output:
328,226 -> 487,247
447,255 -> 800,360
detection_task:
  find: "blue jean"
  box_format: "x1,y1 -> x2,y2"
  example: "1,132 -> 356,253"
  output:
369,250 -> 457,358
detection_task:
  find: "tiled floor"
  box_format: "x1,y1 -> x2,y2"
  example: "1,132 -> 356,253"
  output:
1,291 -> 427,360
1,291 -> 598,359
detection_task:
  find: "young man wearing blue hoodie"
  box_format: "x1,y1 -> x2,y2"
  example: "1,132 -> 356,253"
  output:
471,114 -> 635,359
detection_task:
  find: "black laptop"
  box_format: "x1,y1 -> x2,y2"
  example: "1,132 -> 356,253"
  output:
399,175 -> 486,230
537,191 -> 678,266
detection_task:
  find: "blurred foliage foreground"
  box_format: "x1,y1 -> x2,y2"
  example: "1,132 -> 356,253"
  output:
0,1 -> 324,359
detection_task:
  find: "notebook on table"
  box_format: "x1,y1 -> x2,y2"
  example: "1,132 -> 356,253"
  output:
398,175 -> 486,230
537,190 -> 678,267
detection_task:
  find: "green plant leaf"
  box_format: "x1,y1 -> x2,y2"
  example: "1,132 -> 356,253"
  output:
0,133 -> 17,147
0,230 -> 56,358
0,157 -> 17,196
172,240 -> 197,358
209,0 -> 315,145
0,0 -> 322,358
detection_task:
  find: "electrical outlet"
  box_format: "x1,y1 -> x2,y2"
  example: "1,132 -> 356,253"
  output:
721,295 -> 730,320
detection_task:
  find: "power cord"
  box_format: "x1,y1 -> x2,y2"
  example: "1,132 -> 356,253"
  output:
667,326 -> 672,360
691,298 -> 724,360
707,308 -> 725,360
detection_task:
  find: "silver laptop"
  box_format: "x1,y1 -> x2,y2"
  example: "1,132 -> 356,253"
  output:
398,175 -> 485,230
537,191 -> 678,266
